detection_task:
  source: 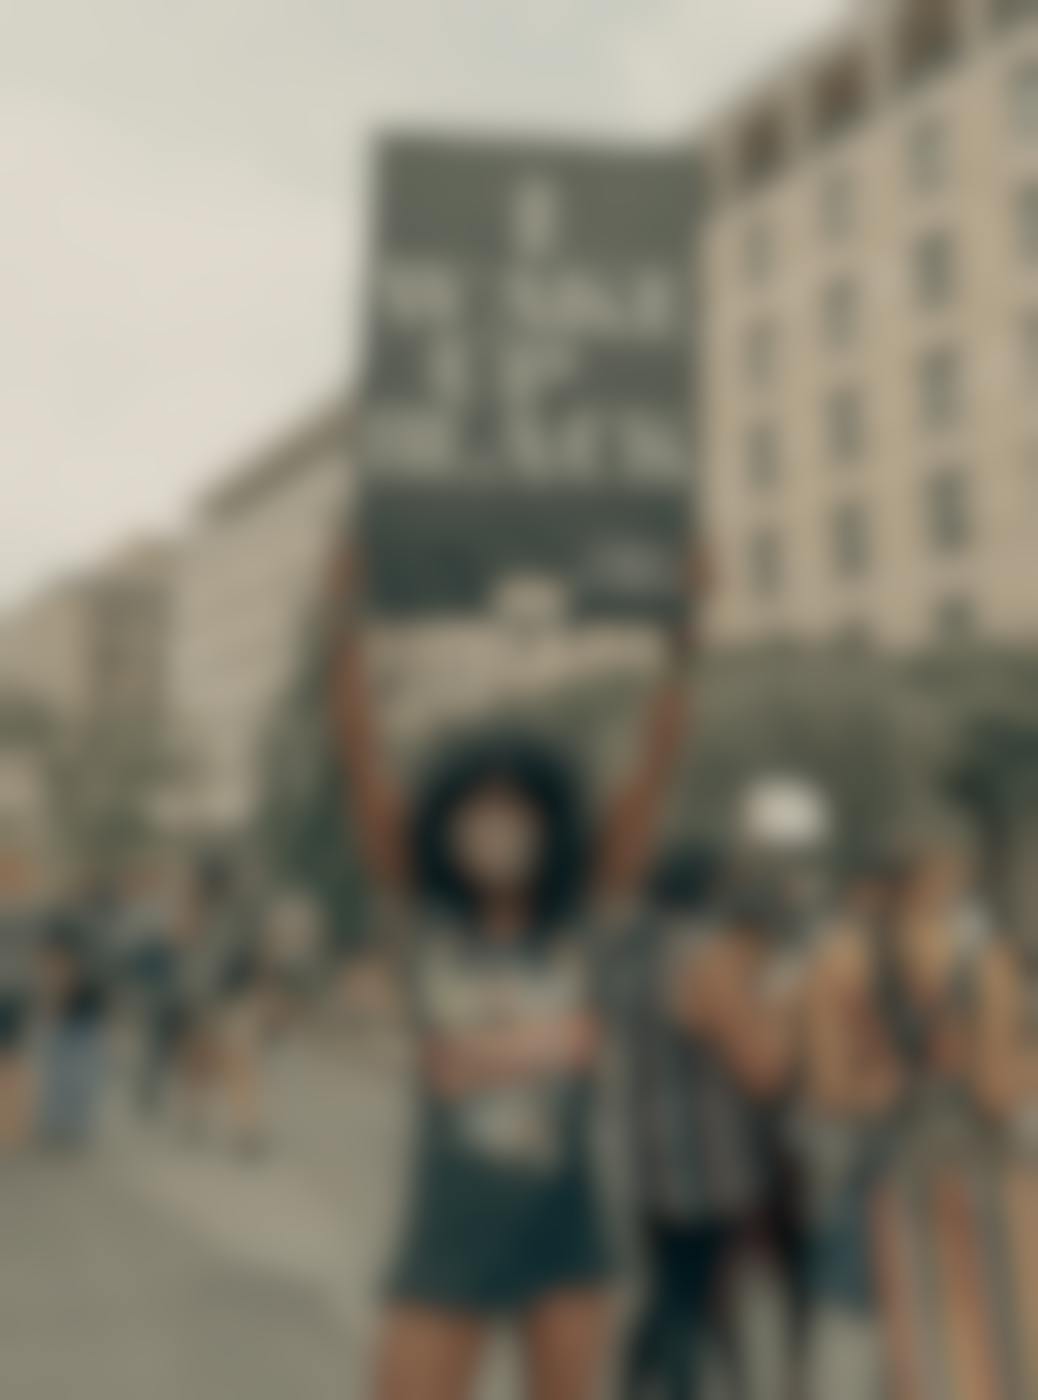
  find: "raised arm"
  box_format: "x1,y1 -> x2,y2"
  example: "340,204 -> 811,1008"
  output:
593,555 -> 710,904
326,546 -> 410,893
971,939 -> 1027,1121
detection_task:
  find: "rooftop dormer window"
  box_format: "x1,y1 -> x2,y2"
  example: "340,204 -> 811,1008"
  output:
897,0 -> 963,90
739,102 -> 790,191
814,46 -> 870,142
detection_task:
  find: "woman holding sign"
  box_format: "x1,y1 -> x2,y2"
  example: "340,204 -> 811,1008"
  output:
328,547 -> 704,1400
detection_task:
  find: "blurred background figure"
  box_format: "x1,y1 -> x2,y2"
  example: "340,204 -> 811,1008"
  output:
164,856 -> 244,1146
119,861 -> 185,1119
36,910 -> 110,1150
257,885 -> 327,1037
0,899 -> 38,1153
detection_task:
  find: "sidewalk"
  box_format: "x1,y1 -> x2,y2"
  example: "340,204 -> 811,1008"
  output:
0,1149 -> 346,1400
107,1033 -> 539,1396
107,1033 -> 807,1400
110,1035 -> 407,1337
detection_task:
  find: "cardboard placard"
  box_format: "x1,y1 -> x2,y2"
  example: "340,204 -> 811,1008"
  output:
358,133 -> 700,621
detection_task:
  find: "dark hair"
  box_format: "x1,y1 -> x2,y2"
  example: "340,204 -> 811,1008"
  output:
649,844 -> 725,916
194,852 -> 235,904
839,841 -> 917,903
43,911 -> 91,960
410,730 -> 589,932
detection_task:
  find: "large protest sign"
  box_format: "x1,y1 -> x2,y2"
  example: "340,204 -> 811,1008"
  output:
358,134 -> 700,619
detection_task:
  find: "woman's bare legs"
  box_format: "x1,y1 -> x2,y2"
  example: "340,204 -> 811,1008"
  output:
374,1307 -> 488,1400
175,1024 -> 222,1138
220,1000 -> 266,1152
521,1290 -> 612,1400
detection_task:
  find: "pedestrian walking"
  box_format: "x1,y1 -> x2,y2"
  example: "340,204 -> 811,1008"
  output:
36,913 -> 109,1149
0,901 -> 38,1153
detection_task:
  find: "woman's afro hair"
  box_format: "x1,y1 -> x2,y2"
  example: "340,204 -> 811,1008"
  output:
409,728 -> 590,931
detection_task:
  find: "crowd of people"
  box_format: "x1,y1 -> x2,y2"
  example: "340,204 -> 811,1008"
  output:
326,545 -> 1038,1400
3,542 -> 1036,1400
0,860 -> 326,1160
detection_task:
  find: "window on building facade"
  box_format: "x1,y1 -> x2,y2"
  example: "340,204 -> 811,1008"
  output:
746,422 -> 782,490
1025,442 -> 1038,511
1018,184 -> 1038,262
819,167 -> 856,240
748,528 -> 785,597
834,620 -> 873,653
1022,312 -> 1038,384
897,0 -> 962,89
745,319 -> 780,386
1011,62 -> 1038,137
925,468 -> 972,552
906,116 -> 950,193
821,277 -> 861,347
831,500 -> 872,577
825,387 -> 867,463
934,594 -> 975,643
918,347 -> 964,429
739,103 -> 790,190
743,218 -> 776,283
993,0 -> 1038,32
913,230 -> 957,309
814,47 -> 870,142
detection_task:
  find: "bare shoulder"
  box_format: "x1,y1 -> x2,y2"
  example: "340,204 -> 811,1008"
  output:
978,936 -> 1020,996
810,922 -> 870,994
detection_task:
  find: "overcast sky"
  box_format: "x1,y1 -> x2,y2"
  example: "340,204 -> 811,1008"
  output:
0,0 -> 847,604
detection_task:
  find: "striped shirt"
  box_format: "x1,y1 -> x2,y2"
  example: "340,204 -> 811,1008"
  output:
602,914 -> 768,1223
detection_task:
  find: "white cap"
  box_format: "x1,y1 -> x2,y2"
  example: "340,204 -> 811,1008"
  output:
737,774 -> 834,852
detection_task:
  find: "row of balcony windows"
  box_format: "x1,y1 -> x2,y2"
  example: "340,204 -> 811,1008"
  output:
722,0 -> 1037,199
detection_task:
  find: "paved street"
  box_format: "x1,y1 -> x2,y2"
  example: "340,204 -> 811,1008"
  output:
1,1033 -> 879,1400
1,1153 -> 346,1400
1,1036 -> 405,1400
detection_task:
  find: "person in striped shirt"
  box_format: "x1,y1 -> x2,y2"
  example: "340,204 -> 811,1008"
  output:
613,848 -> 796,1400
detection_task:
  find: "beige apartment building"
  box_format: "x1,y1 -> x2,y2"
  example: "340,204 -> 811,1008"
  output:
170,403 -> 353,834
0,537 -> 177,744
0,538 -> 178,884
703,0 -> 1038,651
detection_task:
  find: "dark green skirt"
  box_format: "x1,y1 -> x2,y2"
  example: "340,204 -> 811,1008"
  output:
387,1149 -> 613,1313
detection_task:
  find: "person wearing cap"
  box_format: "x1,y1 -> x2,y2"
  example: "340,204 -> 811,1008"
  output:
615,848 -> 796,1400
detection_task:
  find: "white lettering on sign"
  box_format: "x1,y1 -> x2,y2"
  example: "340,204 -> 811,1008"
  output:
366,170 -> 686,486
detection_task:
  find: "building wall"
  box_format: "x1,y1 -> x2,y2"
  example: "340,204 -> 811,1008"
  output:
703,0 -> 1038,651
170,405 -> 352,833
0,539 -> 176,738
0,538 -> 177,883
0,746 -> 54,898
0,583 -> 94,728
86,540 -> 177,747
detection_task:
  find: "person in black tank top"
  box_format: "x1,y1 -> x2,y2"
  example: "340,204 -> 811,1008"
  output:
327,546 -> 708,1400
